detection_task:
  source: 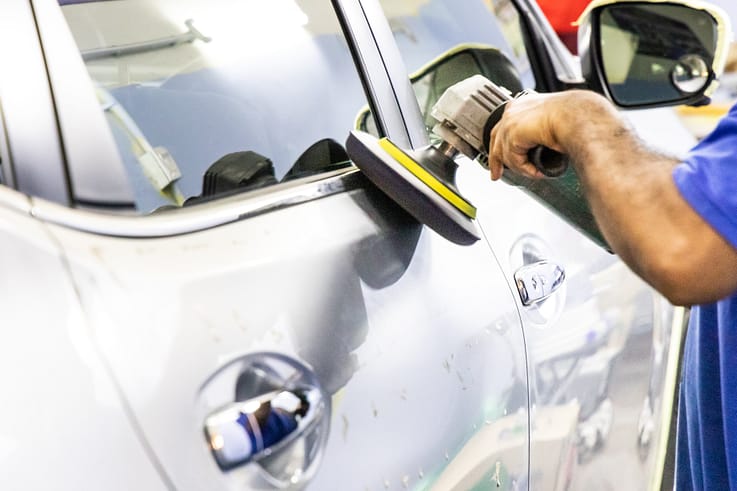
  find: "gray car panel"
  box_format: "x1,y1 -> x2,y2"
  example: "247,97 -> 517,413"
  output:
46,186 -> 529,490
0,188 -> 168,489
32,0 -> 531,488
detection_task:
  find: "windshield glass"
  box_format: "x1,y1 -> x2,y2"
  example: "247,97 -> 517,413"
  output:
61,0 -> 366,212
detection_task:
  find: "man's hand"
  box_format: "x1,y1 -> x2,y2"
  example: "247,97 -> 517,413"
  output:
487,90 -> 624,180
486,88 -> 737,305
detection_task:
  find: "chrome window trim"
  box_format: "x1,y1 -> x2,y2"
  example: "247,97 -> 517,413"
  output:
32,0 -> 135,205
31,168 -> 367,237
0,0 -> 68,204
0,186 -> 33,215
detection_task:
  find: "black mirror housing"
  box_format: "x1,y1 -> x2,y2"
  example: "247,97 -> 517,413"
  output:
578,0 -> 732,109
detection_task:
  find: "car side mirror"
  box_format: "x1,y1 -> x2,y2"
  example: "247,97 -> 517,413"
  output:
577,0 -> 732,108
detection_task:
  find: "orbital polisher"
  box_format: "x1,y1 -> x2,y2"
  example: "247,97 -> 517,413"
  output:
346,74 -> 569,245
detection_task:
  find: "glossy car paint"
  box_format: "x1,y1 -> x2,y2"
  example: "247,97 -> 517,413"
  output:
41,181 -> 528,490
0,0 -> 691,489
0,188 -> 165,489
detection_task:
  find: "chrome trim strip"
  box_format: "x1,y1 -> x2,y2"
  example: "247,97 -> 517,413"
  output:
32,168 -> 366,237
0,187 -> 33,214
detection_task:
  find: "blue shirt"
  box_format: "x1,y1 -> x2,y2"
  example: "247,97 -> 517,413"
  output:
673,102 -> 737,489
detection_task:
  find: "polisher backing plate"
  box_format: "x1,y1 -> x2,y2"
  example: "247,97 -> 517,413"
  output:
346,130 -> 480,245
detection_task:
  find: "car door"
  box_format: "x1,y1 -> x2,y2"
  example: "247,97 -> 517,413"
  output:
371,0 -> 687,489
17,0 -> 531,489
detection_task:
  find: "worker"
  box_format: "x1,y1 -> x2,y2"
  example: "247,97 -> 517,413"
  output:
487,89 -> 737,488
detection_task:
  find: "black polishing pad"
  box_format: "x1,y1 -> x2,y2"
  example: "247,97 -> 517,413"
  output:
346,130 -> 480,245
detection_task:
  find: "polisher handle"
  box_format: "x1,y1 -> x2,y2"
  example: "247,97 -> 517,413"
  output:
484,103 -> 569,178
528,146 -> 570,178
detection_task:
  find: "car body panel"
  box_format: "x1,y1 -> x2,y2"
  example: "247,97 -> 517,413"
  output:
45,183 -> 529,490
0,188 -> 165,490
32,0 -> 136,206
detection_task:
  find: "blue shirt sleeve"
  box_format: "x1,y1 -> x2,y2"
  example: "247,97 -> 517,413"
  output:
673,103 -> 737,250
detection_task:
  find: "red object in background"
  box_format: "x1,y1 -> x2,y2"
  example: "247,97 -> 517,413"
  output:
537,0 -> 591,53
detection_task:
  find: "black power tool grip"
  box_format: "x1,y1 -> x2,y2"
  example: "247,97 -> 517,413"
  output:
484,101 -> 569,178
528,146 -> 569,177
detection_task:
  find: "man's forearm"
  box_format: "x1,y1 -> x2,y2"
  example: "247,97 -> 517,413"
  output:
490,90 -> 737,305
563,118 -> 684,293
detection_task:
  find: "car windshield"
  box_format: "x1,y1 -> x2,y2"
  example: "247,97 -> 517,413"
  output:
60,0 -> 366,212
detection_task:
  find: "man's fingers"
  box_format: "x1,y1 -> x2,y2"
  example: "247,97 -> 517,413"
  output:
490,127 -> 532,177
488,125 -> 500,180
518,161 -> 545,179
489,98 -> 554,180
489,158 -> 504,181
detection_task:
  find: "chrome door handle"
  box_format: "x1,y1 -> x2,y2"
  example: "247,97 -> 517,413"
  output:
205,385 -> 324,471
199,352 -> 330,486
514,260 -> 565,306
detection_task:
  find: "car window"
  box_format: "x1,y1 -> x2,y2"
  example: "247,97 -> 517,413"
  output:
60,0 -> 366,213
380,0 -> 534,90
375,0 -> 608,249
356,0 -> 534,137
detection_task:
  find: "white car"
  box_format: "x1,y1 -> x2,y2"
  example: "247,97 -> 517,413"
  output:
0,0 -> 726,489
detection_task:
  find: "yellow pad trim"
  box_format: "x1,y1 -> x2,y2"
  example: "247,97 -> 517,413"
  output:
378,138 -> 477,219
